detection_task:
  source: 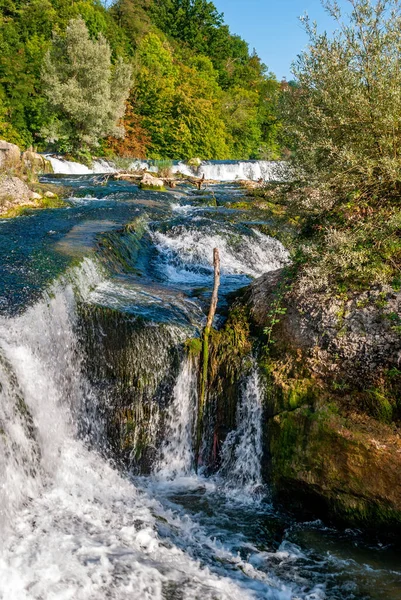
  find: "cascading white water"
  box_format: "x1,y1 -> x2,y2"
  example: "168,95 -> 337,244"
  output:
0,260 -> 296,600
154,358 -> 197,479
47,156 -> 118,175
152,227 -> 290,282
194,161 -> 287,182
218,368 -> 264,497
0,259 -> 104,536
46,156 -> 287,181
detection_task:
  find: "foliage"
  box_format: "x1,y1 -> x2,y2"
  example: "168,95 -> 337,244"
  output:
282,0 -> 401,203
131,32 -> 230,159
150,0 -> 224,58
0,0 -> 129,148
41,18 -> 131,152
153,159 -> 173,177
106,104 -> 150,158
0,0 -> 284,159
297,199 -> 401,293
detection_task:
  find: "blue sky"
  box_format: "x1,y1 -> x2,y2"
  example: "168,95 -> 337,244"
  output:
214,0 -> 350,80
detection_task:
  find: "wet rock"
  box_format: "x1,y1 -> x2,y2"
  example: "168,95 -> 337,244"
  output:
140,173 -> 165,190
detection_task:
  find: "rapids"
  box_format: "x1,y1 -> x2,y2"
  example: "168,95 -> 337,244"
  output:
46,156 -> 287,182
0,171 -> 400,599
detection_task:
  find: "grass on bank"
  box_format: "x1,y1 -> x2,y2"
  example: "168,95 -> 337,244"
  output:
246,182 -> 401,296
1,194 -> 66,219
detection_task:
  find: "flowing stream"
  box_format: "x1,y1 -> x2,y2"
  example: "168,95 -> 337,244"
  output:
0,162 -> 400,599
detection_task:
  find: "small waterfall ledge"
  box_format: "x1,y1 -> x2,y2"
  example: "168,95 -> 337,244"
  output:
46,156 -> 288,182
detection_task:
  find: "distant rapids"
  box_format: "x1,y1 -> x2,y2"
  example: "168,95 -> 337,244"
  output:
47,156 -> 287,182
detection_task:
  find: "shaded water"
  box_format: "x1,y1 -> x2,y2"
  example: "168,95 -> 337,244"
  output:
0,167 -> 400,599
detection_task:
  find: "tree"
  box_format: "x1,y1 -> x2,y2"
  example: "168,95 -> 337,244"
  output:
106,103 -> 150,158
41,17 -> 131,152
150,0 -> 224,55
282,0 -> 401,202
110,0 -> 152,50
131,32 -> 229,159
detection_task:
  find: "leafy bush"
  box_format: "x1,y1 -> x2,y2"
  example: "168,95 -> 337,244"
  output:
282,0 -> 401,204
153,159 -> 173,177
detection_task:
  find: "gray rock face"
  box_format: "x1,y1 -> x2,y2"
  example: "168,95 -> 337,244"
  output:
242,269 -> 401,531
21,150 -> 53,174
0,140 -> 21,169
246,269 -> 401,383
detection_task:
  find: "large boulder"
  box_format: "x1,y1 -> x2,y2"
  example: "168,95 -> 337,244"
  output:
22,150 -> 53,174
0,176 -> 37,215
0,140 -> 21,169
139,172 -> 165,190
241,270 -> 401,532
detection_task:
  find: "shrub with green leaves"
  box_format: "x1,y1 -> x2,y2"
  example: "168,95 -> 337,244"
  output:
282,0 -> 401,204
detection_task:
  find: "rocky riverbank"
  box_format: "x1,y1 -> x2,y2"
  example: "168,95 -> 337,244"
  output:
0,140 -> 60,217
235,268 -> 401,533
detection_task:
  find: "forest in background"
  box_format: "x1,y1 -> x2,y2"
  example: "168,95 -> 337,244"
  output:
0,0 -> 285,162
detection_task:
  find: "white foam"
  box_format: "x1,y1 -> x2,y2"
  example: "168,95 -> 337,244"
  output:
0,261 -> 293,600
47,156 -> 117,175
46,156 -> 287,181
152,227 -> 290,282
218,368 -> 264,498
154,358 -> 197,479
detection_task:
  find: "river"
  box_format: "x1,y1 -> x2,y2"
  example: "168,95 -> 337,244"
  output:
0,162 -> 400,599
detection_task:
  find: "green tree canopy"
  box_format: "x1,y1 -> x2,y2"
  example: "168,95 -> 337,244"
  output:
0,0 -> 283,159
42,18 -> 131,152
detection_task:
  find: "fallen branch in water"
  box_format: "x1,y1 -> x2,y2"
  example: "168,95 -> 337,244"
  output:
112,170 -> 217,189
195,247 -> 220,469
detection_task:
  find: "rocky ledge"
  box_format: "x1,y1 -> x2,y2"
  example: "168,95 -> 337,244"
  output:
0,140 -> 56,217
243,270 -> 401,533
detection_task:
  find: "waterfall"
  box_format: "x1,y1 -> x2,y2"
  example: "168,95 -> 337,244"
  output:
154,357 -> 198,479
0,259 -> 104,534
218,368 -> 264,497
46,156 -> 118,175
195,160 -> 287,182
0,262 -> 286,600
46,155 -> 287,181
152,227 -> 290,282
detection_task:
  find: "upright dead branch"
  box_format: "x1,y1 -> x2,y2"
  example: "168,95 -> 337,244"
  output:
196,173 -> 206,190
206,248 -> 220,329
195,248 -> 220,468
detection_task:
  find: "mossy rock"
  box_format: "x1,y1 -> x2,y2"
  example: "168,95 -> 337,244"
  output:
265,400 -> 401,533
139,184 -> 166,192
